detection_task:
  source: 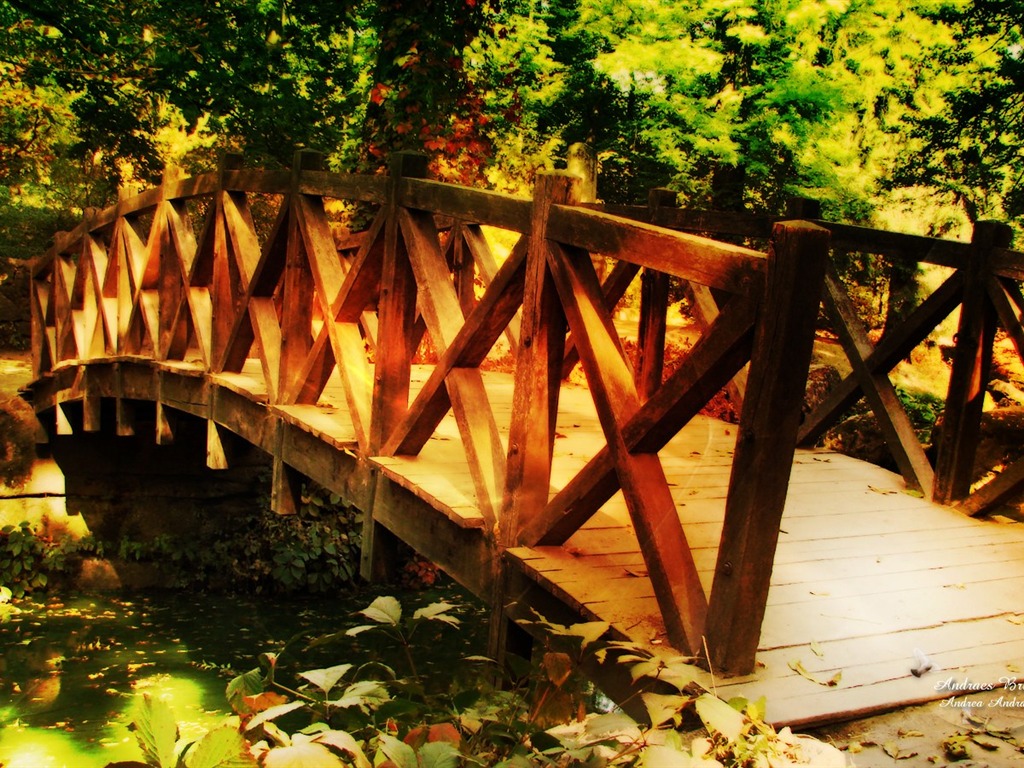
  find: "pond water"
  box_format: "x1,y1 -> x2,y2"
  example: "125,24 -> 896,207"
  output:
0,582 -> 488,767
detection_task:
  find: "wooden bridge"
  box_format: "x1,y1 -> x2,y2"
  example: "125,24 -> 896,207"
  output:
23,151 -> 1024,726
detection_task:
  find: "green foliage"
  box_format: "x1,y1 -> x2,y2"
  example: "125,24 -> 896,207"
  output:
117,597 -> 844,768
0,521 -> 75,597
110,479 -> 363,594
896,386 -> 945,442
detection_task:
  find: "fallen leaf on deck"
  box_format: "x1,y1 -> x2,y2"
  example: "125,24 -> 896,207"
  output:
810,640 -> 824,658
882,741 -> 918,760
868,485 -> 898,495
897,729 -> 924,738
788,659 -> 842,687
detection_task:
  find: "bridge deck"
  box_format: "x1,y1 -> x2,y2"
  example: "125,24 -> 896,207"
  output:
48,356 -> 1023,728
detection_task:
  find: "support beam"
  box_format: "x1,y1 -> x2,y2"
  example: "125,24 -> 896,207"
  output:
706,220 -> 830,676
933,221 -> 1014,504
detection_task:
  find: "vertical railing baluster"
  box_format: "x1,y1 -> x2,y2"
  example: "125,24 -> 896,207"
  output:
370,152 -> 428,453
933,220 -> 1014,504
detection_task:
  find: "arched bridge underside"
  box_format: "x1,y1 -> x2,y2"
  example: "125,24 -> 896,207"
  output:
25,152 -> 1024,726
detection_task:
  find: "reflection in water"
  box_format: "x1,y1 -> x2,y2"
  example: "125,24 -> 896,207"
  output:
0,585 -> 485,767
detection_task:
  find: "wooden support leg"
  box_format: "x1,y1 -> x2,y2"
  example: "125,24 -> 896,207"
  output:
115,363 -> 134,436
359,469 -> 397,583
271,456 -> 300,516
206,420 -> 228,469
155,401 -> 176,445
706,220 -> 830,676
56,402 -> 73,435
116,397 -> 135,436
933,221 -> 1014,504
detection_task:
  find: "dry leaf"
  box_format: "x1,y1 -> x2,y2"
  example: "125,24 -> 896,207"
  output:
810,640 -> 824,658
789,659 -> 842,687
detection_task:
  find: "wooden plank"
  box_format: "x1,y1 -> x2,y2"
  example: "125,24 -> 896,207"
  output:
706,221 -> 830,675
561,259 -> 641,379
398,177 -> 531,233
547,204 -> 766,295
392,208 -> 505,523
798,270 -> 963,446
545,237 -> 708,653
372,478 -> 493,598
526,296 -> 756,546
279,214 -> 315,401
636,268 -> 669,400
370,153 -> 427,452
462,223 -> 522,351
957,452 -> 1024,517
820,265 -> 935,494
499,174 -> 575,548
386,238 -> 526,455
220,202 -> 290,374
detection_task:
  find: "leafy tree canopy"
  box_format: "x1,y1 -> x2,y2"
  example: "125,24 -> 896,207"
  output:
0,0 -> 1017,237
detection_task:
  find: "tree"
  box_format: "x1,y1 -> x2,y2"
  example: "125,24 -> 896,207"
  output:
898,0 -> 1024,230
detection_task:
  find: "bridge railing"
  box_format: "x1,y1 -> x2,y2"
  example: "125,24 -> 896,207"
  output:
602,197 -> 1024,517
29,150 -> 831,675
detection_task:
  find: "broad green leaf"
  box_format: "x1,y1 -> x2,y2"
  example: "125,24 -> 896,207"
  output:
695,693 -> 746,742
186,723 -> 256,768
131,694 -> 179,768
378,733 -> 418,768
263,741 -> 345,768
245,700 -> 307,732
313,730 -> 372,768
563,621 -> 610,651
358,596 -> 401,625
345,625 -> 376,637
299,663 -> 353,695
639,744 -> 695,767
227,668 -> 266,714
630,656 -> 701,691
583,711 -> 640,739
641,692 -> 684,727
329,680 -> 390,712
417,741 -> 461,768
412,602 -> 460,627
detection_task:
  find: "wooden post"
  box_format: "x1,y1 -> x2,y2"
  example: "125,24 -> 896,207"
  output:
155,370 -> 176,445
157,166 -> 188,361
210,153 -> 245,373
370,152 -> 429,453
115,362 -> 135,437
566,143 -> 597,203
82,367 -> 101,433
277,151 -> 323,403
933,221 -> 1014,504
636,189 -> 674,400
705,220 -> 829,676
489,172 -> 578,660
360,468 -> 401,583
271,423 -> 301,515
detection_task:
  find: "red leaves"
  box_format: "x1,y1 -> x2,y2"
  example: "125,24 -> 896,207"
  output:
369,83 -> 391,106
